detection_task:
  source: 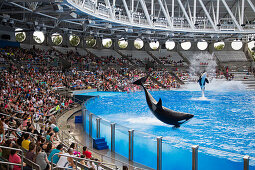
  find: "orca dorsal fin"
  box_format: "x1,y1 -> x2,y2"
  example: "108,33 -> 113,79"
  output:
157,98 -> 162,108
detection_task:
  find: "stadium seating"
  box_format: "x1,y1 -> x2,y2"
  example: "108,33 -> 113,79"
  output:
88,48 -> 121,58
120,50 -> 153,61
213,51 -> 247,62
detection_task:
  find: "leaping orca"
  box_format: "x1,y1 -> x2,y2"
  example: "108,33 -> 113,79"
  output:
133,77 -> 194,127
198,72 -> 209,91
198,72 -> 209,97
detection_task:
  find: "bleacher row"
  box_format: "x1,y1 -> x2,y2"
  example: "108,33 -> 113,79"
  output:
20,44 -> 249,64
213,51 -> 248,62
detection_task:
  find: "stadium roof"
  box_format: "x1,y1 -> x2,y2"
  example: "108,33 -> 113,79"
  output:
1,0 -> 255,42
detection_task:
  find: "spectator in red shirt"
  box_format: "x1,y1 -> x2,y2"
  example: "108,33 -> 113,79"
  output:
82,146 -> 92,159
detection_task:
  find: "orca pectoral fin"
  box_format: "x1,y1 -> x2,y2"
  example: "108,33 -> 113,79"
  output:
156,98 -> 162,108
205,78 -> 209,83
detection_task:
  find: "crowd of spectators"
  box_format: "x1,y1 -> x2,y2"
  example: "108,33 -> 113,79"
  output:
159,56 -> 185,66
0,47 -> 113,170
0,47 -> 183,91
0,46 -> 189,170
0,45 -> 231,169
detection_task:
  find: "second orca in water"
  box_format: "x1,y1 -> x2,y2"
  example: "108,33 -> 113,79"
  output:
133,77 -> 194,127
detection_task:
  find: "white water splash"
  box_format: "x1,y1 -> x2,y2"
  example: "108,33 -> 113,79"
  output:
180,79 -> 247,92
190,96 -> 215,101
126,116 -> 166,126
189,52 -> 217,77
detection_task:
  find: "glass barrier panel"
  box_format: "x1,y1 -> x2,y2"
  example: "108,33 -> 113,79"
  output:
133,131 -> 157,169
115,124 -> 129,158
91,114 -> 97,139
100,119 -> 111,149
250,157 -> 255,169
198,148 -> 243,170
162,141 -> 192,170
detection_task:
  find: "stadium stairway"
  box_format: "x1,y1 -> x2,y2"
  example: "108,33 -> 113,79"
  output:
229,71 -> 255,90
84,48 -> 102,61
146,51 -> 163,65
114,49 -> 139,66
177,51 -> 191,65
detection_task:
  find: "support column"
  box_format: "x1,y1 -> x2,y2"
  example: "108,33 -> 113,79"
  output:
128,129 -> 134,161
192,145 -> 199,170
96,118 -> 101,138
89,113 -> 93,137
111,123 -> 115,151
157,136 -> 162,170
243,155 -> 250,170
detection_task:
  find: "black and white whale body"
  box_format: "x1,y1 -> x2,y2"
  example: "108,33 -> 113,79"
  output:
197,72 -> 209,97
198,72 -> 209,91
133,77 -> 194,127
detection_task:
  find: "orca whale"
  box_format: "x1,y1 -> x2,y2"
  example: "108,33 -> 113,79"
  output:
198,72 -> 209,91
198,72 -> 209,97
133,77 -> 194,127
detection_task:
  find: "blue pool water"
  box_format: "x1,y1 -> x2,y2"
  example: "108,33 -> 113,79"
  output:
83,81 -> 255,169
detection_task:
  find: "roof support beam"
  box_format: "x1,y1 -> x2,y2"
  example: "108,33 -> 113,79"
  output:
9,2 -> 82,26
171,0 -> 174,18
121,0 -> 132,23
211,2 -> 216,24
246,0 -> 255,13
198,0 -> 218,30
151,0 -> 154,16
138,0 -> 153,26
241,0 -> 244,24
157,0 -> 173,28
104,0 -> 114,19
176,0 -> 195,29
193,0 -> 196,24
216,0 -> 220,24
221,0 -> 243,31
157,6 -> 161,18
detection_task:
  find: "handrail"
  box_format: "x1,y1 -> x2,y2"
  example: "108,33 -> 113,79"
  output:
18,153 -> 41,170
6,127 -> 38,137
58,118 -> 145,169
69,99 -> 147,169
0,145 -> 24,170
51,153 -> 118,170
0,112 -> 24,121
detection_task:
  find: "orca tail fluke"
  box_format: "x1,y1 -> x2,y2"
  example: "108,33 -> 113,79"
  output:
133,77 -> 148,86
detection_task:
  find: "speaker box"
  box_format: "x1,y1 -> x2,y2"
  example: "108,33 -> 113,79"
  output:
1,34 -> 10,40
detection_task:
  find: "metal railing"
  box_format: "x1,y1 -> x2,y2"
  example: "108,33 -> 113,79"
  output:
0,112 -> 24,126
6,127 -> 38,138
58,121 -> 145,170
51,153 -> 118,170
0,145 -> 24,170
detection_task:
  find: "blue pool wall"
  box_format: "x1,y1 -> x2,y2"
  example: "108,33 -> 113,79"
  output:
79,93 -> 255,170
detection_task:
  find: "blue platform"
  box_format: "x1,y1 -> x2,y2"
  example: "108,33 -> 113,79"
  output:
74,116 -> 83,123
93,137 -> 108,150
